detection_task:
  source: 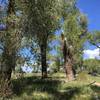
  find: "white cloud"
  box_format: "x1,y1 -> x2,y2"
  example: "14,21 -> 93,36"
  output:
83,48 -> 100,59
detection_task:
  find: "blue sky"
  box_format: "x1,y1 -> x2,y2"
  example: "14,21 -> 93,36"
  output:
77,0 -> 100,31
77,0 -> 100,59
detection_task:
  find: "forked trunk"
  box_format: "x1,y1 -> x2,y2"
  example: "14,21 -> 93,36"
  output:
61,34 -> 74,81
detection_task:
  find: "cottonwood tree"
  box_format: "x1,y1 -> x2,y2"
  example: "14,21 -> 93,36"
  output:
61,0 -> 88,80
0,0 -> 22,90
22,0 -> 63,78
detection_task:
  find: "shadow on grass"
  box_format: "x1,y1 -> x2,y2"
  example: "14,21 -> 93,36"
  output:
12,76 -> 81,100
55,86 -> 81,100
90,85 -> 100,100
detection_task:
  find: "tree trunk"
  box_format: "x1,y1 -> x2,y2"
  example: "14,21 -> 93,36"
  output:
0,68 -> 12,97
0,70 -> 12,81
0,0 -> 16,82
1,47 -> 15,80
40,43 -> 47,78
61,34 -> 74,81
65,58 -> 74,81
7,0 -> 15,15
0,0 -> 16,97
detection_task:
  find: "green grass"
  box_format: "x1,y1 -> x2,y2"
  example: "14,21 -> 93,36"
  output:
1,72 -> 100,100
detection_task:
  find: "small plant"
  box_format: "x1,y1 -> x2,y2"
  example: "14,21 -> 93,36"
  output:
77,71 -> 89,81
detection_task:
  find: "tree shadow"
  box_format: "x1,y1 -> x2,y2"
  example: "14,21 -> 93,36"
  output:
53,86 -> 81,100
12,76 -> 60,95
12,76 -> 81,100
90,85 -> 100,100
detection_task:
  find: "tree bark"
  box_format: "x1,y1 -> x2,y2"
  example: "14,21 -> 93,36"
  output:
61,34 -> 74,81
65,58 -> 74,81
0,67 -> 12,97
0,55 -> 14,83
40,42 -> 47,78
7,0 -> 15,15
0,70 -> 12,81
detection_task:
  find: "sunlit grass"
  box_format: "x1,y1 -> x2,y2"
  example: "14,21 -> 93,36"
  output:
2,72 -> 100,100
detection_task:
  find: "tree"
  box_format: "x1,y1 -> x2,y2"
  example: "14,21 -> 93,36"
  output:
83,59 -> 100,75
0,0 -> 22,87
22,0 -> 63,78
61,0 -> 88,80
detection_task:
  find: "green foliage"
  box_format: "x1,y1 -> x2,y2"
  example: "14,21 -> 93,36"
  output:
83,59 -> 100,74
62,0 -> 88,66
15,65 -> 23,73
0,1 -> 100,99
22,0 -> 63,44
19,0 -> 64,77
47,44 -> 64,73
89,31 -> 100,45
89,31 -> 100,56
0,14 -> 22,72
50,62 -> 59,73
77,71 -> 88,81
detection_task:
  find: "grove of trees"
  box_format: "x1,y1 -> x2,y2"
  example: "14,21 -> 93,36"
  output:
0,0 -> 100,98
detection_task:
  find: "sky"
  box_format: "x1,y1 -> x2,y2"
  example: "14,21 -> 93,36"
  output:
77,0 -> 100,59
77,0 -> 100,31
83,48 -> 100,59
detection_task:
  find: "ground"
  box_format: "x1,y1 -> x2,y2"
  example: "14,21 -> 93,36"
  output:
1,72 -> 100,100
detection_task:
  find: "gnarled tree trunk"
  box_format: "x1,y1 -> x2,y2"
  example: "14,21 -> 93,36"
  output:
65,58 -> 74,81
61,34 -> 74,81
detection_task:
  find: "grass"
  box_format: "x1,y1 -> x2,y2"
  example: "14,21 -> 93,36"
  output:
1,72 -> 100,100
